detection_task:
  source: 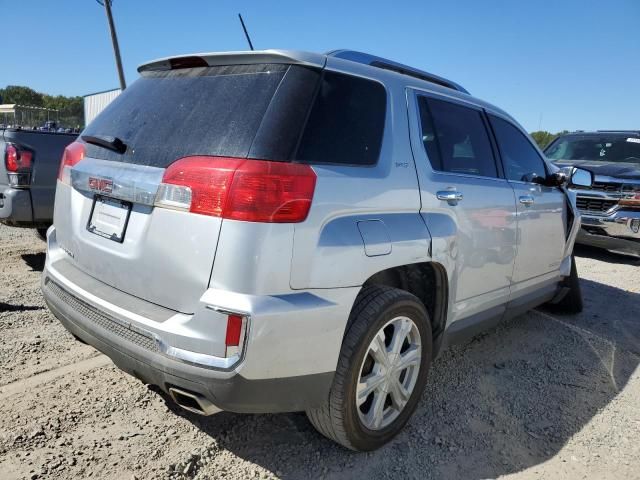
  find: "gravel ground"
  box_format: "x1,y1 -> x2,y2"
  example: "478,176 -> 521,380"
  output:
0,223 -> 639,480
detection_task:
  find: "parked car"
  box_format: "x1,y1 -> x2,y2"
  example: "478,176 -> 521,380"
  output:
41,49 -> 591,451
1,127 -> 77,237
546,131 -> 640,256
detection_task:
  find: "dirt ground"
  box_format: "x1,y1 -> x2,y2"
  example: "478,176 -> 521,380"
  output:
0,223 -> 639,480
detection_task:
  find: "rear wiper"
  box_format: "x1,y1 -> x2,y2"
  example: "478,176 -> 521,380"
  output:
81,134 -> 127,154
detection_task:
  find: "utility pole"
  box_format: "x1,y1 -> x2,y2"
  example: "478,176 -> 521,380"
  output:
99,0 -> 126,90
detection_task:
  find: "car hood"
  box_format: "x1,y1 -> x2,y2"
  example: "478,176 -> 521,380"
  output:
553,159 -> 640,180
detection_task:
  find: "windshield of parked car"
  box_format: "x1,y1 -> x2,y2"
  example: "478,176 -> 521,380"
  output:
545,135 -> 640,163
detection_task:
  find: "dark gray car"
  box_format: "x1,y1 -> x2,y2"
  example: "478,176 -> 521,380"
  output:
1,127 -> 77,235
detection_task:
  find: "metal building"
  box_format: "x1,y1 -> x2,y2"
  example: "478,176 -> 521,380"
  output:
83,88 -> 121,125
0,104 -> 59,127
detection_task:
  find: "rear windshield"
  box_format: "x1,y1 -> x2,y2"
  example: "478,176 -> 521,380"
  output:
83,64 -> 289,167
83,63 -> 387,168
545,135 -> 640,163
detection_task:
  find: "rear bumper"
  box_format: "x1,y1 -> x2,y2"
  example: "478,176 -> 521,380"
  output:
0,186 -> 33,226
41,227 -> 357,413
578,209 -> 640,256
42,273 -> 336,413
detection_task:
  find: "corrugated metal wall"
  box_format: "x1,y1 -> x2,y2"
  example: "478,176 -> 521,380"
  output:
83,89 -> 121,126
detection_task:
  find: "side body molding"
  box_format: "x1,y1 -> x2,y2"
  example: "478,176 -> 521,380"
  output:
291,213 -> 431,289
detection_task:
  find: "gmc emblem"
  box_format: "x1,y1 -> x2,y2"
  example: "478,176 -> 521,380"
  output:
88,177 -> 113,194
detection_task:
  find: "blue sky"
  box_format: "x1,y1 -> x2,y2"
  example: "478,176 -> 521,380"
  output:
1,0 -> 638,132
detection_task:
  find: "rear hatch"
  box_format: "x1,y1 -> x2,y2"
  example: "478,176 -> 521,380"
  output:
54,61 -> 322,313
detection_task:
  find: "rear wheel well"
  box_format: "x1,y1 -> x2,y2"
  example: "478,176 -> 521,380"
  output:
362,262 -> 448,341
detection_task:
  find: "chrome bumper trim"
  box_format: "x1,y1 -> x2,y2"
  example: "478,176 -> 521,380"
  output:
581,209 -> 640,240
44,275 -> 245,371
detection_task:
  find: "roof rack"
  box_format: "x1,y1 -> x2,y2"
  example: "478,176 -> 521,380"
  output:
326,50 -> 469,94
596,130 -> 640,134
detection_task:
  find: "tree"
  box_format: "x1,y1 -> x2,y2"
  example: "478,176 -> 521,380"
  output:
530,131 -> 555,149
530,130 -> 570,149
43,94 -> 84,128
0,85 -> 84,127
0,85 -> 44,106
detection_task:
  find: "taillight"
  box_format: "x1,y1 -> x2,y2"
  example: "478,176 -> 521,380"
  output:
4,143 -> 33,187
225,314 -> 243,347
58,141 -> 85,185
224,314 -> 247,358
155,156 -> 316,223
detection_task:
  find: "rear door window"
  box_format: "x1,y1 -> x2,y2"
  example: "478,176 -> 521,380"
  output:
489,115 -> 547,182
417,96 -> 498,178
295,71 -> 386,166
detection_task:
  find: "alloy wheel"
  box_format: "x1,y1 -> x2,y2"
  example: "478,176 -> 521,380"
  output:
355,315 -> 422,430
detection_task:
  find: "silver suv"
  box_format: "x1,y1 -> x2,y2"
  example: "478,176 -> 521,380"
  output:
42,49 -> 590,451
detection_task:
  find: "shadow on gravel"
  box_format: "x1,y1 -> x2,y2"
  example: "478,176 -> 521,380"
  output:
21,252 -> 45,272
158,279 -> 640,480
0,302 -> 44,312
574,244 -> 640,265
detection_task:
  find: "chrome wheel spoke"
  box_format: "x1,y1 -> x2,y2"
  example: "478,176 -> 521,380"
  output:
396,345 -> 421,371
389,317 -> 412,356
356,371 -> 385,406
389,376 -> 409,410
370,331 -> 390,368
365,389 -> 387,430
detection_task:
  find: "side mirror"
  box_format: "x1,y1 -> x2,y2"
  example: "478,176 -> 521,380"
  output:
568,167 -> 594,188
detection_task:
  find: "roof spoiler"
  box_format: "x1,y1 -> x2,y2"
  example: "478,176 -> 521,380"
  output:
138,50 -> 326,73
326,50 -> 469,94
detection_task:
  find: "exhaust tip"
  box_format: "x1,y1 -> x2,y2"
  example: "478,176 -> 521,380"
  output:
168,387 -> 221,416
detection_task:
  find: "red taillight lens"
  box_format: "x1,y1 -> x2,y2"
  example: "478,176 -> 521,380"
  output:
5,144 -> 18,171
226,160 -> 317,223
58,141 -> 85,184
158,156 -> 239,216
225,314 -> 244,347
5,144 -> 32,172
156,156 -> 316,223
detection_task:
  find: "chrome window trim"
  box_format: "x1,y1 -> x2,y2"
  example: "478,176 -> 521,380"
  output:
431,170 -> 510,183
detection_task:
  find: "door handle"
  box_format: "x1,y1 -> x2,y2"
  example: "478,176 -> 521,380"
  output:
519,195 -> 535,206
436,190 -> 463,205
437,191 -> 463,205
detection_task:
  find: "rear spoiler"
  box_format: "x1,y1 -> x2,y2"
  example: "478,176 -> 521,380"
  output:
138,49 -> 469,96
138,49 -> 327,73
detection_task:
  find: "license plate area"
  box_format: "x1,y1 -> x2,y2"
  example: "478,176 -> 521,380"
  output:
87,195 -> 132,243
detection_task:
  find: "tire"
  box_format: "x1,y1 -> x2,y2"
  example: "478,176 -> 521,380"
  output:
306,285 -> 433,451
35,227 -> 49,241
549,255 -> 583,314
